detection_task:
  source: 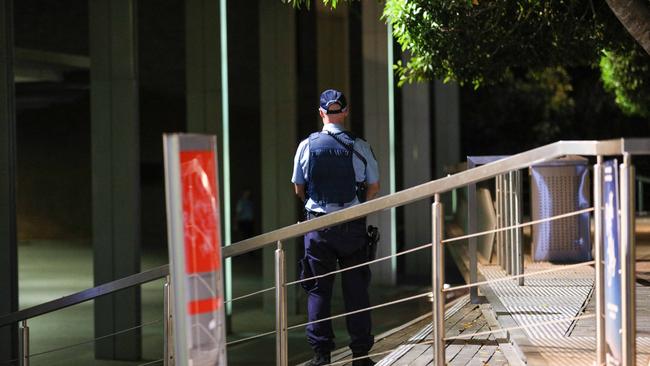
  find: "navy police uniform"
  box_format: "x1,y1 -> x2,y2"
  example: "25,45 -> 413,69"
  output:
291,119 -> 379,359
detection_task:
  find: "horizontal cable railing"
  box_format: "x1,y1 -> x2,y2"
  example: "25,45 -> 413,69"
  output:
286,241 -> 433,287
441,207 -> 595,244
287,291 -> 432,331
0,319 -> 164,366
137,359 -> 164,366
27,319 -> 161,359
224,242 -> 436,307
225,286 -> 276,304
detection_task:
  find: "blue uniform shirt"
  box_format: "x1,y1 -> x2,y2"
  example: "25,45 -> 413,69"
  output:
292,123 -> 379,213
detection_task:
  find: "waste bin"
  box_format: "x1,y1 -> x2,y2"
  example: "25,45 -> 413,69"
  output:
530,156 -> 591,262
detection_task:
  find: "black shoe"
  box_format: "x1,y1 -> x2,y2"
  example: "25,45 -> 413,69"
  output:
306,352 -> 331,366
352,353 -> 375,366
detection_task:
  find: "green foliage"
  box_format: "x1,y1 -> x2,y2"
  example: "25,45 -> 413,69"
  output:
600,47 -> 650,117
289,0 -> 346,10
383,0 -> 608,87
384,0 -> 650,117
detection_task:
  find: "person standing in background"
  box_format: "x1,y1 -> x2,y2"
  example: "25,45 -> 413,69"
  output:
291,89 -> 380,366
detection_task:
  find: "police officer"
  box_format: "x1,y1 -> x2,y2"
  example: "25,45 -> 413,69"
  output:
291,89 -> 380,366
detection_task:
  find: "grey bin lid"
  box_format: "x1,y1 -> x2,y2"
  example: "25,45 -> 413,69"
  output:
531,155 -> 588,168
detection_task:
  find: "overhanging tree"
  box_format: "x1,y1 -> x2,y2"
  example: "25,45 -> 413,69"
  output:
291,0 -> 650,117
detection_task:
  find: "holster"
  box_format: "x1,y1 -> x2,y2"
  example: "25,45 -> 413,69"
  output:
366,225 -> 380,260
356,182 -> 367,203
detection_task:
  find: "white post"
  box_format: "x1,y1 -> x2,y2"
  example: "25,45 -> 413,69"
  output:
594,156 -> 605,365
275,241 -> 288,366
18,320 -> 28,366
515,170 -> 524,286
620,154 -> 636,366
163,275 -> 174,366
432,194 -> 445,366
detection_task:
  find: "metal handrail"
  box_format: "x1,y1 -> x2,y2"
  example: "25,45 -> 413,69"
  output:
1,138 -> 647,339
223,139 -> 643,257
0,265 -> 169,328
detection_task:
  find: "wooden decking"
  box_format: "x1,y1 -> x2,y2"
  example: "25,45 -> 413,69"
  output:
375,298 -> 514,365
315,295 -> 522,366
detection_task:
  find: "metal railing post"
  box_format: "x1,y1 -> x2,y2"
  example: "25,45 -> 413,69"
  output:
594,156 -> 605,365
163,275 -> 174,366
18,320 -> 28,366
505,172 -> 513,275
468,179 -> 479,304
620,154 -> 636,366
496,175 -> 502,268
432,194 -> 445,366
638,179 -> 644,213
500,174 -> 507,271
275,241 -> 288,366
515,170 -> 524,286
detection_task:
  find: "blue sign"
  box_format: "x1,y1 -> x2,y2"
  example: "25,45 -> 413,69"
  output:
603,159 -> 622,366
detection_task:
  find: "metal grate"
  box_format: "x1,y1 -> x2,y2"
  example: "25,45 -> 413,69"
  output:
479,263 -> 593,339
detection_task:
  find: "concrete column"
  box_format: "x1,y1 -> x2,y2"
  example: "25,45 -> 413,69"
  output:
402,81 -> 432,279
316,2 -> 350,129
186,0 -> 221,135
348,1 -> 364,133
362,0 -> 395,284
297,4 -> 319,139
90,0 -> 141,360
0,0 -> 18,361
259,0 -> 298,313
434,80 -> 460,179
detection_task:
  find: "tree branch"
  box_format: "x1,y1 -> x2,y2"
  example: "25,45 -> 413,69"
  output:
606,0 -> 650,55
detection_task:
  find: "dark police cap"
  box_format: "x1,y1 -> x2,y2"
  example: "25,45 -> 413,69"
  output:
319,89 -> 348,111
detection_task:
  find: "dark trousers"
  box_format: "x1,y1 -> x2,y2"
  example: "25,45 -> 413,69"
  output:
300,218 -> 374,355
